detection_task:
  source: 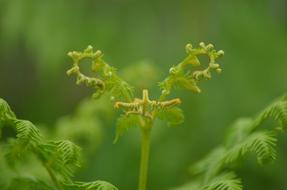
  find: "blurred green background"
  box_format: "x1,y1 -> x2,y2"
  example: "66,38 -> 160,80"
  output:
0,0 -> 287,189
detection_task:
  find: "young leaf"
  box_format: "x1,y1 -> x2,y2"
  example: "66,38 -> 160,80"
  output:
113,114 -> 139,143
157,107 -> 184,126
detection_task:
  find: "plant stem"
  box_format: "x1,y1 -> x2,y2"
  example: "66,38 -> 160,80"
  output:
45,165 -> 63,190
138,127 -> 151,190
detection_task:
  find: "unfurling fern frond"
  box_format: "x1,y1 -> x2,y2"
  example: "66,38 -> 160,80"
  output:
159,42 -> 224,99
67,46 -> 134,101
63,180 -> 118,190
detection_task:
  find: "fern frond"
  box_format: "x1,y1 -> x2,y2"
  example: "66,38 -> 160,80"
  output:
37,140 -> 82,181
253,95 -> 287,130
224,131 -> 277,165
63,180 -> 118,190
189,147 -> 226,180
202,172 -> 242,190
224,118 -> 253,148
159,42 -> 224,99
6,120 -> 42,167
54,140 -> 81,167
0,98 -> 16,123
113,114 -> 139,143
170,173 -> 242,190
67,46 -> 134,101
14,119 -> 42,146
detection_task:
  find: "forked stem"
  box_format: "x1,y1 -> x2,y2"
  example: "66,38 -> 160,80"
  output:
138,126 -> 151,190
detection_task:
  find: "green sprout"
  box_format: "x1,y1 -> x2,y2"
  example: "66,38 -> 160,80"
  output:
67,42 -> 224,190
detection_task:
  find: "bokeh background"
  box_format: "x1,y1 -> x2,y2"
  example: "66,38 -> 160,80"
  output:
0,0 -> 287,189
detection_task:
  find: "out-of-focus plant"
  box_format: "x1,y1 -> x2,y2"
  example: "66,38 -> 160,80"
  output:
67,42 -> 224,190
172,94 -> 287,190
0,98 -> 118,190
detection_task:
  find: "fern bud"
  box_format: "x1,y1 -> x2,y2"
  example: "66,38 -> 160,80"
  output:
206,43 -> 214,50
199,42 -> 205,48
216,68 -> 222,73
85,45 -> 94,53
185,43 -> 193,53
217,50 -> 225,56
169,67 -> 177,74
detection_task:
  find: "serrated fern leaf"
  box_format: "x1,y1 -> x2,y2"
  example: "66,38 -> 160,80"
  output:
189,147 -> 226,179
157,107 -> 184,126
37,140 -> 82,181
14,120 -> 42,145
202,172 -> 242,190
113,114 -> 138,143
54,140 -> 81,167
6,120 -> 42,167
63,180 -> 118,190
0,98 -> 16,123
224,131 -> 277,165
224,118 -> 253,148
170,173 -> 242,190
253,95 -> 287,130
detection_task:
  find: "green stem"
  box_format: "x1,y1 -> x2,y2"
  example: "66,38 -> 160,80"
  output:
138,127 -> 151,190
45,165 -> 63,190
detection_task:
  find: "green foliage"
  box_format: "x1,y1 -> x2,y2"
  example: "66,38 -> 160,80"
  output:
172,172 -> 242,190
157,107 -> 184,126
0,98 -> 118,190
114,114 -> 139,143
174,94 -> 287,190
0,98 -> 16,123
6,178 -> 53,190
66,43 -> 224,190
63,181 -> 118,190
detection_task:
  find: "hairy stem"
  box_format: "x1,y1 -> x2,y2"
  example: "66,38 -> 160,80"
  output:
45,165 -> 63,190
138,126 -> 151,190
